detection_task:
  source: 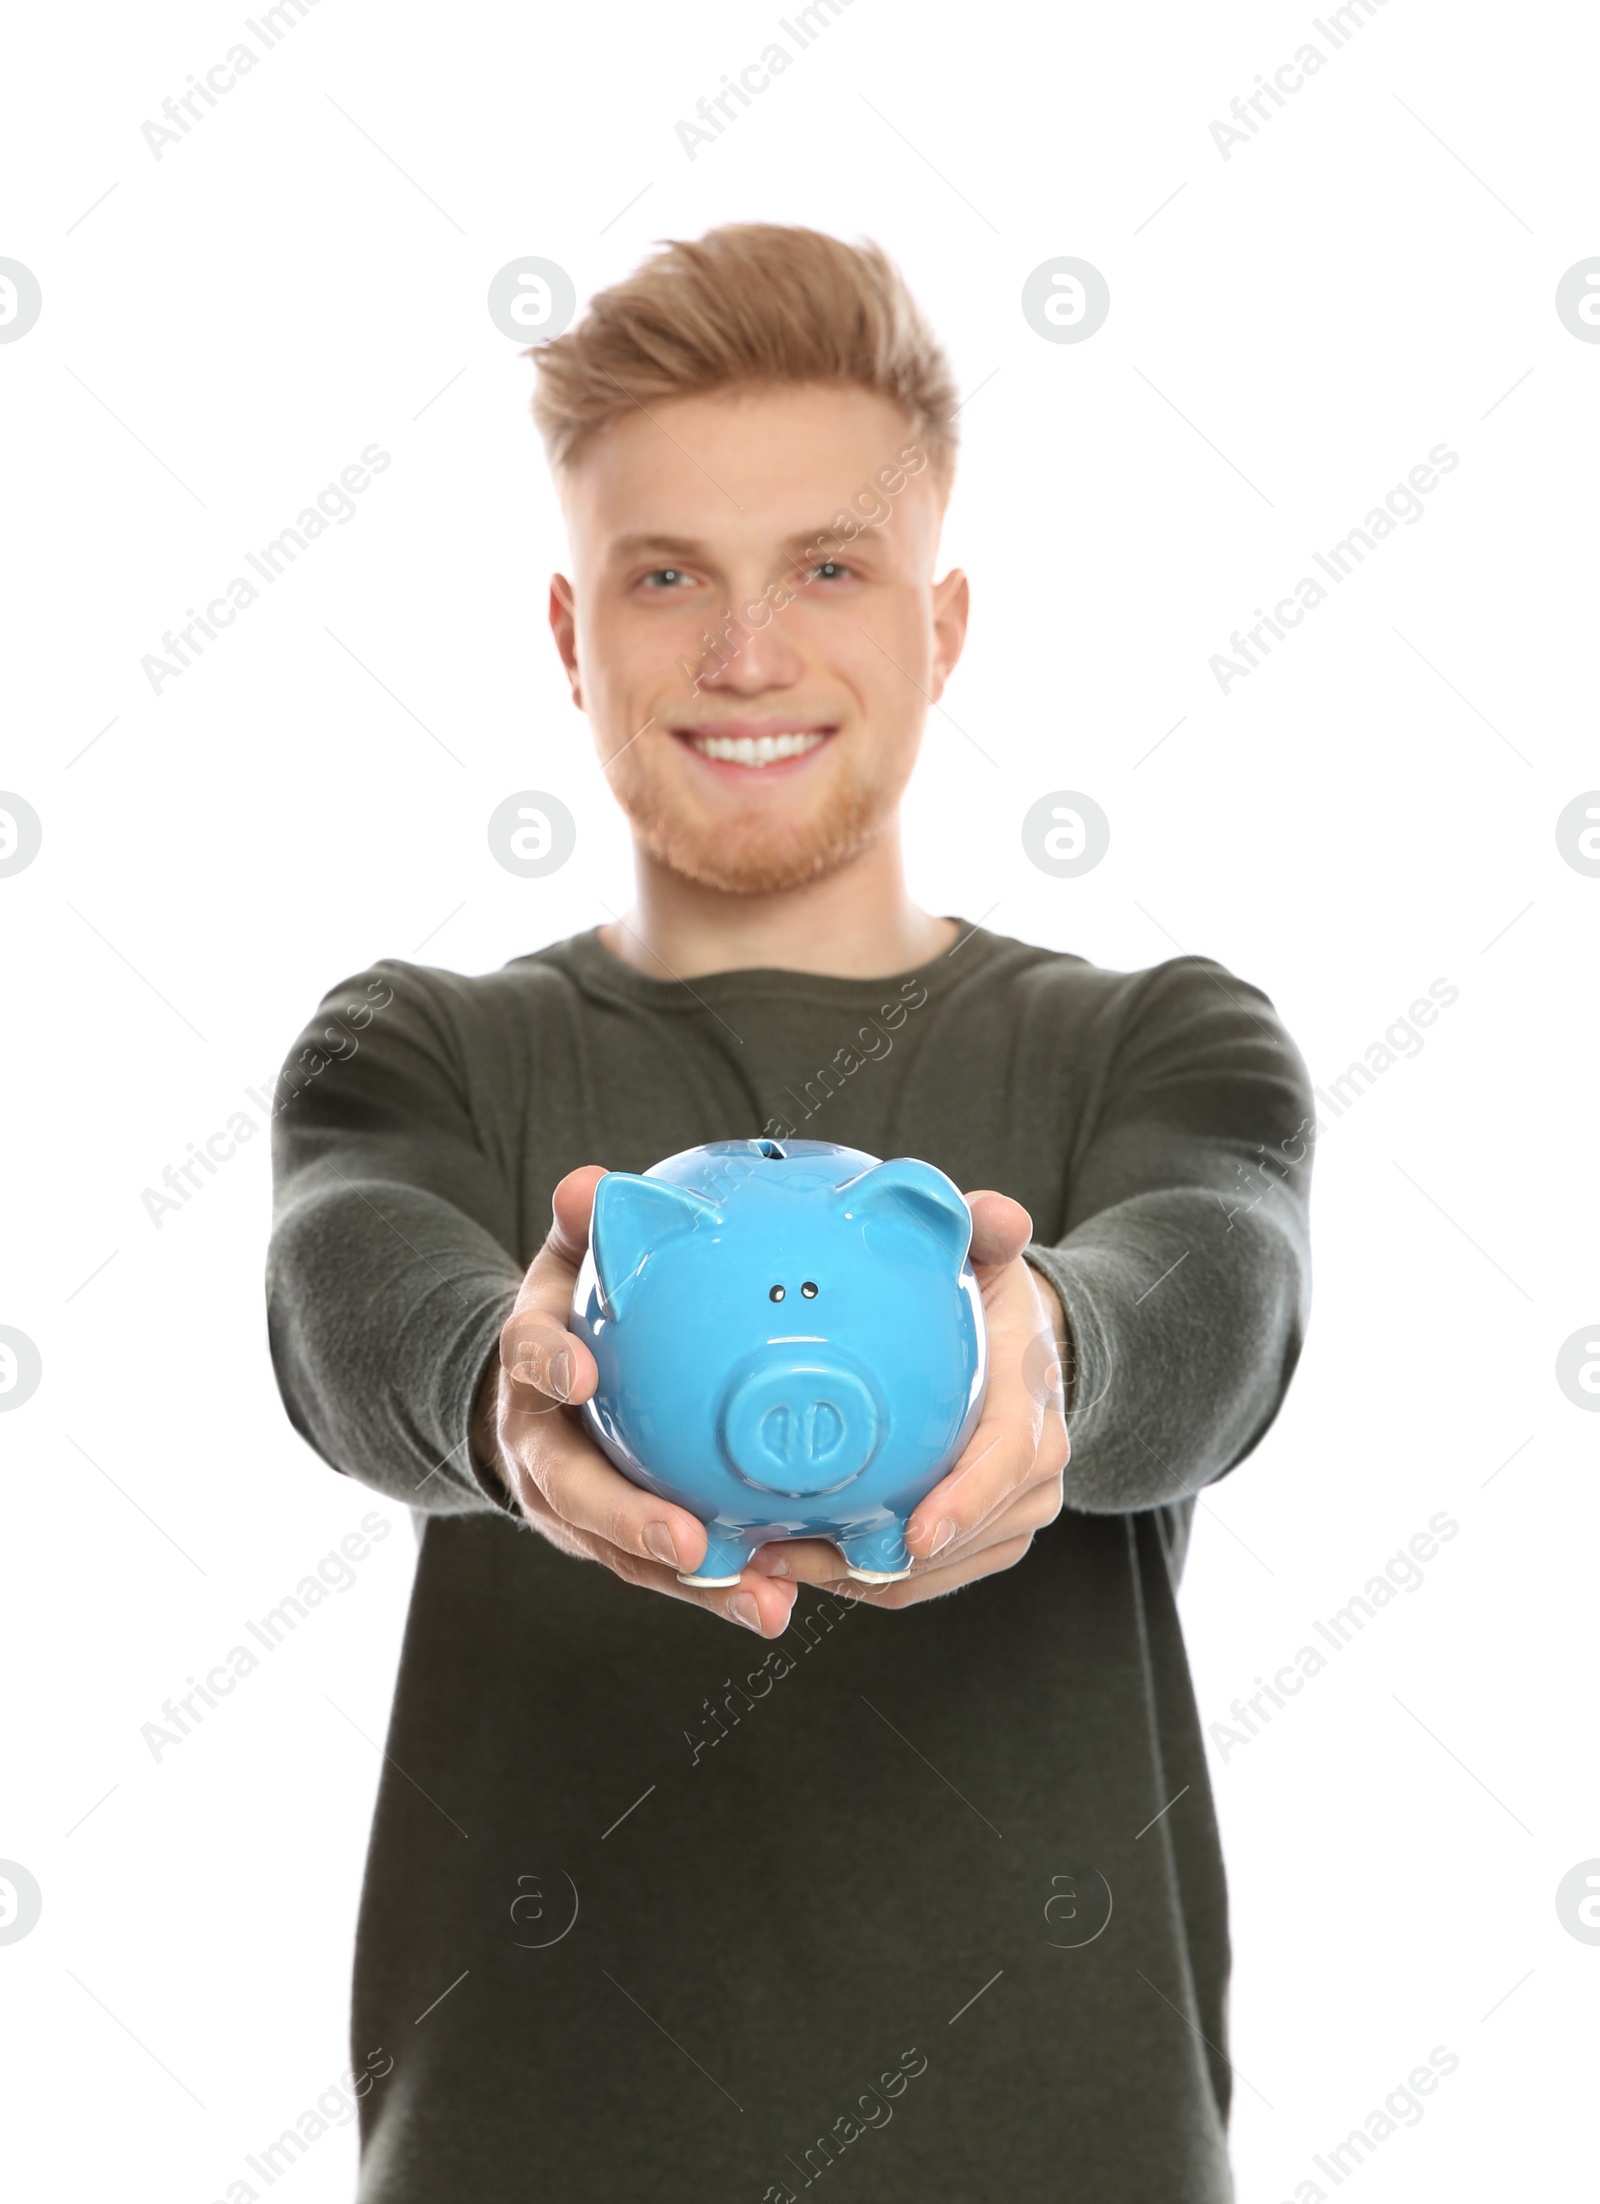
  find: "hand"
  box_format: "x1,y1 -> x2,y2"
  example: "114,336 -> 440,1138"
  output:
471,1167 -> 798,1639
745,1191 -> 1071,1607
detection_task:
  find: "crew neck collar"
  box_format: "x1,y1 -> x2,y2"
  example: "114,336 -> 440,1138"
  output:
543,917 -> 1004,1007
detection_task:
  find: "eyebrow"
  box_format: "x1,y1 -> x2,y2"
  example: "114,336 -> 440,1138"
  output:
607,526 -> 878,564
607,533 -> 712,562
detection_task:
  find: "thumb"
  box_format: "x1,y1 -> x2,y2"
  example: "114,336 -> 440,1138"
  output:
964,1189 -> 1033,1271
500,1166 -> 608,1402
548,1164 -> 607,1266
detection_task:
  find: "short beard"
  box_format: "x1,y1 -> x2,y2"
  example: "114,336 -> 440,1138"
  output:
604,738 -> 894,895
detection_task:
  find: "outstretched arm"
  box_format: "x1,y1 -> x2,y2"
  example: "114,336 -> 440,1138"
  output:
754,954 -> 1313,1605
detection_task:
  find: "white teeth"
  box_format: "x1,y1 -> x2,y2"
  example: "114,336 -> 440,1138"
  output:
688,729 -> 829,767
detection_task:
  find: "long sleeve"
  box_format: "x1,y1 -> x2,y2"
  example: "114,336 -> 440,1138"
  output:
1021,954 -> 1313,1517
265,961 -> 525,1515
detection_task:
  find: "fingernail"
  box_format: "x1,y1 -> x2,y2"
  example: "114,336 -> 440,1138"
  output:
547,1350 -> 572,1401
928,1519 -> 958,1558
751,1552 -> 790,1577
728,1593 -> 762,1633
642,1522 -> 679,1568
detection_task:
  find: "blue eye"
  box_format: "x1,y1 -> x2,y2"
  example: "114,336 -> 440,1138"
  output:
769,1284 -> 785,1302
801,1281 -> 818,1298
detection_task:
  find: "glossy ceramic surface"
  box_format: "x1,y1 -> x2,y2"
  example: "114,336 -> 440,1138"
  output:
570,1139 -> 988,1585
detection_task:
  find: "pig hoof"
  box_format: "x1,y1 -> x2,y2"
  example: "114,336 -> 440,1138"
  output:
677,1530 -> 752,1588
838,1522 -> 913,1580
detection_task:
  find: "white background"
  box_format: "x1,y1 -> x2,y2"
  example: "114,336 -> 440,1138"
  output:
2,1 -> 1595,2197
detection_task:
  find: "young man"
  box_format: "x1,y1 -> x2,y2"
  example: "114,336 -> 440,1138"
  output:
267,224 -> 1312,2202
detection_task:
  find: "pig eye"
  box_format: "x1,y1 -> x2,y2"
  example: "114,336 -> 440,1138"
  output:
801,1281 -> 819,1298
769,1284 -> 785,1302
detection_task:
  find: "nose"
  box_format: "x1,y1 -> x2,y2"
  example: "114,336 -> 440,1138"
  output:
721,1359 -> 882,1496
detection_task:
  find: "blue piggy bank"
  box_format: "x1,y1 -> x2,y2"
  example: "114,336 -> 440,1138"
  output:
570,1139 -> 987,1586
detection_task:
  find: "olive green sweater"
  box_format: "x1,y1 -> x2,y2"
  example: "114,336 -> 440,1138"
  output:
265,921 -> 1312,2203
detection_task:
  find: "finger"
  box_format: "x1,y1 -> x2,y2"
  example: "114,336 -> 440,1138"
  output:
499,1315 -> 597,1406
848,1533 -> 1037,1611
530,1513 -> 800,1637
963,1189 -> 1033,1272
745,1536 -> 848,1584
547,1164 -> 607,1266
903,1409 -> 1039,1563
748,1467 -> 1062,1588
950,1469 -> 1063,1551
599,1539 -> 801,1638
499,1165 -> 610,1402
507,1407 -> 715,1579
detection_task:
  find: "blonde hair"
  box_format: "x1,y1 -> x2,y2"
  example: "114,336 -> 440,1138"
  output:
530,223 -> 958,489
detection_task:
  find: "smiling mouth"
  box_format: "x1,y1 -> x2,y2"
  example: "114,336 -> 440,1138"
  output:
678,728 -> 833,769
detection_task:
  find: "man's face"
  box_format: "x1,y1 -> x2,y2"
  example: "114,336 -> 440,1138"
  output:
550,382 -> 967,895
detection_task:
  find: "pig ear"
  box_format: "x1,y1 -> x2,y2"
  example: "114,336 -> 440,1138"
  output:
839,1158 -> 972,1270
590,1173 -> 723,1318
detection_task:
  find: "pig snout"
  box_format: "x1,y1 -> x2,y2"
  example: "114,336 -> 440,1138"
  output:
719,1353 -> 883,1497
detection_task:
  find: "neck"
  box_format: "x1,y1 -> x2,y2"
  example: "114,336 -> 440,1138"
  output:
599,825 -> 958,981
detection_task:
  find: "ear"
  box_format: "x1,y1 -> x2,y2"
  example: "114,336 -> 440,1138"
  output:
590,1173 -> 723,1318
838,1158 -> 972,1270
